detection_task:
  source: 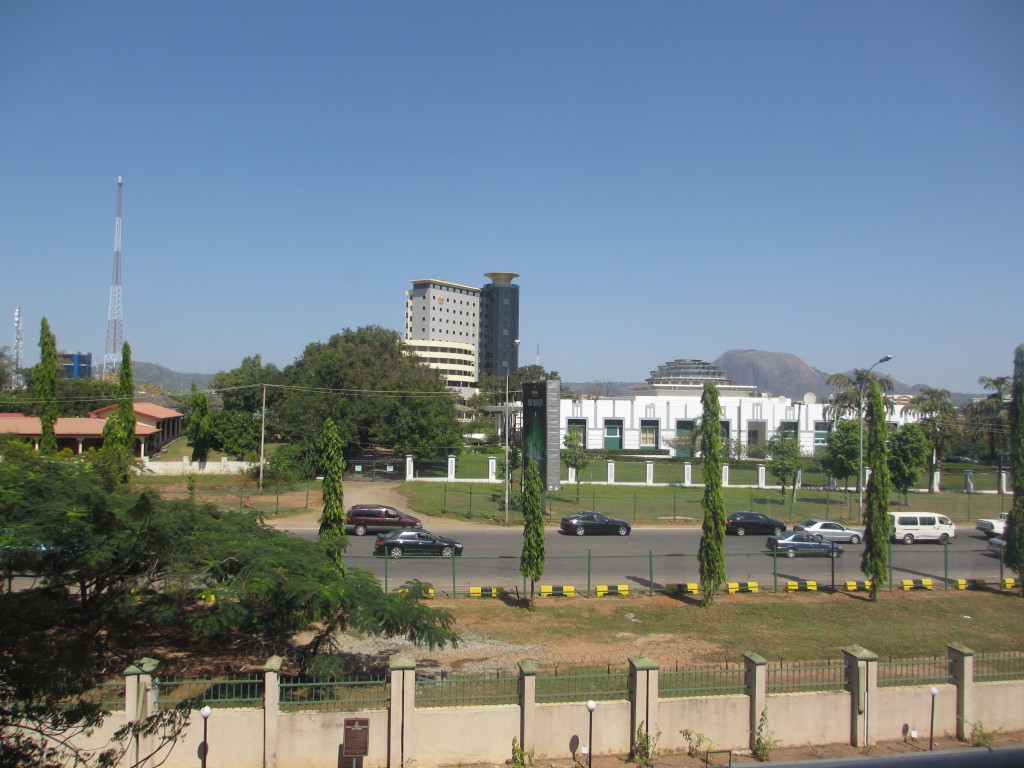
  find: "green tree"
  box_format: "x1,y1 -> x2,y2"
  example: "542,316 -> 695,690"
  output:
0,345 -> 15,389
887,424 -> 931,504
908,386 -> 961,483
860,380 -> 892,601
697,383 -> 726,606
101,342 -> 137,460
184,385 -> 214,463
1003,345 -> 1024,595
519,457 -> 545,603
825,368 -> 895,421
819,419 -> 860,490
35,318 -> 58,454
561,426 -> 590,502
318,417 -> 347,552
469,365 -> 571,409
969,375 -> 1011,463
764,433 -> 804,504
211,409 -> 260,459
211,354 -> 285,414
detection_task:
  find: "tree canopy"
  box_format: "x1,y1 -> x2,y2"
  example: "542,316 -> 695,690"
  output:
697,383 -> 726,606
820,419 -> 860,490
861,380 -> 892,601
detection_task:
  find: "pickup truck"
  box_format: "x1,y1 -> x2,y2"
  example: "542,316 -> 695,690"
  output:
976,512 -> 1009,538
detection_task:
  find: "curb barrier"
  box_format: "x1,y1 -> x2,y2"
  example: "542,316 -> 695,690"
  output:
595,584 -> 629,597
665,583 -> 700,596
539,585 -> 576,597
900,578 -> 933,591
1003,577 -> 1018,590
844,580 -> 873,592
727,581 -> 758,594
468,586 -> 503,598
786,580 -> 818,592
398,586 -> 434,599
953,579 -> 988,590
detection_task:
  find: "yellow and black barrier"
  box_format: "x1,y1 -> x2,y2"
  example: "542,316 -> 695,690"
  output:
398,586 -> 435,599
844,580 -> 873,592
900,578 -> 933,591
785,580 -> 818,592
539,585 -> 576,598
727,581 -> 758,594
595,584 -> 629,597
468,586 -> 503,598
1002,577 -> 1018,590
953,579 -> 987,590
665,583 -> 700,596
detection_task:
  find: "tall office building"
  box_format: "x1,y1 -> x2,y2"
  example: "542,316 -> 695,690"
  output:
478,272 -> 520,379
404,279 -> 481,394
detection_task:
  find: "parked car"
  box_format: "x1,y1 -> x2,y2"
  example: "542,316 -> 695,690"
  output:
889,512 -> 956,544
560,511 -> 631,536
373,530 -> 463,558
344,504 -> 422,536
977,512 -> 1009,538
794,520 -> 863,544
943,456 -> 978,464
987,537 -> 1006,556
766,532 -> 843,558
726,512 -> 786,537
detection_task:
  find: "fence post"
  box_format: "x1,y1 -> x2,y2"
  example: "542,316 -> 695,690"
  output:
488,455 -> 497,482
519,660 -> 537,754
628,656 -> 659,750
946,643 -> 975,741
264,656 -> 282,768
843,645 -> 878,747
405,454 -> 414,479
607,460 -> 615,484
722,464 -> 730,488
743,652 -> 767,752
389,654 -> 416,768
645,461 -> 654,486
447,455 -> 457,481
683,462 -> 692,486
757,465 -> 766,489
124,657 -> 159,766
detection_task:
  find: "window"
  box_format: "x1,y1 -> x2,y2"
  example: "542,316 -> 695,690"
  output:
640,419 -> 659,449
675,420 -> 695,458
814,421 -> 831,446
779,421 -> 797,440
567,419 -> 587,449
604,419 -> 623,450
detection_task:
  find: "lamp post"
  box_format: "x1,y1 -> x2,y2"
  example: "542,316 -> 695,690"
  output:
586,699 -> 596,768
504,339 -> 520,524
857,354 -> 893,524
929,686 -> 938,750
199,705 -> 212,768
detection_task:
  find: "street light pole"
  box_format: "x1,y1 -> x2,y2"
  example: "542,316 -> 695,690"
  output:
586,699 -> 596,768
199,705 -> 212,768
929,686 -> 938,750
858,354 -> 893,524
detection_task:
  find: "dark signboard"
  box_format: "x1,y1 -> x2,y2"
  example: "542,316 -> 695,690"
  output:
522,379 -> 562,491
343,718 -> 370,757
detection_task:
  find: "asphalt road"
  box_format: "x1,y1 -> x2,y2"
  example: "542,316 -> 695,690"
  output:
288,524 -> 1010,594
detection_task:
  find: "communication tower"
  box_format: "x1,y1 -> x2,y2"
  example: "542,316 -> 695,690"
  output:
12,306 -> 24,388
102,177 -> 124,380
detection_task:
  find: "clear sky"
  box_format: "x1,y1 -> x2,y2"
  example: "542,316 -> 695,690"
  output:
2,1 -> 1021,394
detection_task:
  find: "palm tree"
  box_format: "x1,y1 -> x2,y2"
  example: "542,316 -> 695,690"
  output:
825,369 -> 896,421
908,387 -> 961,482
968,376 -> 1011,464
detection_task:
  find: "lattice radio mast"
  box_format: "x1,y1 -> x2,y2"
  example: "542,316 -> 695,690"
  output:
102,176 -> 124,380
12,306 -> 24,388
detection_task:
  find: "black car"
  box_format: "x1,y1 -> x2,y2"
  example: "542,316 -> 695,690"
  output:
725,512 -> 786,537
560,511 -> 631,536
766,532 -> 842,558
373,530 -> 463,558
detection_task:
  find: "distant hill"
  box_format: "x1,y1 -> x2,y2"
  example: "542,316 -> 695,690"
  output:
133,362 -> 213,394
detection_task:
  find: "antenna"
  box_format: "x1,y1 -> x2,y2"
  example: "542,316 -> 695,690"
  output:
102,177 -> 124,380
12,306 -> 24,388
535,343 -> 540,366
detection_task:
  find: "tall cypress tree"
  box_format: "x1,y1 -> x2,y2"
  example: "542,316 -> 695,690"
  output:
318,416 -> 347,542
697,382 -> 726,606
36,318 -> 59,455
519,457 -> 546,604
101,342 -> 137,458
1003,344 -> 1024,595
184,383 -> 214,462
861,380 -> 892,600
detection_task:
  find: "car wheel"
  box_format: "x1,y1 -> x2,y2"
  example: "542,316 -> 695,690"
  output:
735,527 -> 746,536
617,526 -> 629,536
829,549 -> 840,558
902,534 -> 914,545
772,526 -> 784,536
389,547 -> 403,559
575,527 -> 586,536
439,546 -> 454,557
938,533 -> 950,544
785,548 -> 796,558
353,525 -> 367,537
849,534 -> 861,545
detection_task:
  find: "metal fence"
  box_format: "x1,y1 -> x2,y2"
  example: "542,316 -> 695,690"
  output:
877,656 -> 952,688
279,676 -> 390,712
535,667 -> 630,703
975,651 -> 1024,682
156,675 -> 264,709
660,665 -> 746,698
766,660 -> 847,693
415,672 -> 519,708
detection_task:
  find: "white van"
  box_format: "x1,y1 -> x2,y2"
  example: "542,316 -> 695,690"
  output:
889,512 -> 956,544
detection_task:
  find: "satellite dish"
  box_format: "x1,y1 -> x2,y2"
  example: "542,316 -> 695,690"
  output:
803,393 -> 817,404
778,396 -> 787,404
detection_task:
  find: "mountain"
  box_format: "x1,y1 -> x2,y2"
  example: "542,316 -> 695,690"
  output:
133,362 -> 214,393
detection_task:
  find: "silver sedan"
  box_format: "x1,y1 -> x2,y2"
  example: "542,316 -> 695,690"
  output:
793,519 -> 864,544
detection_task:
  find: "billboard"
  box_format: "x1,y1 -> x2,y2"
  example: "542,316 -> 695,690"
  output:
522,379 -> 562,492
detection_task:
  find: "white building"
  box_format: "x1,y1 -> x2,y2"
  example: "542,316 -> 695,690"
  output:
404,278 -> 481,396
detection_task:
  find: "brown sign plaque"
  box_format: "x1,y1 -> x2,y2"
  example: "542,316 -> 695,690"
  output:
343,718 -> 370,757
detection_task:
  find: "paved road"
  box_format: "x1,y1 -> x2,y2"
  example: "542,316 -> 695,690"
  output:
286,523 -> 1010,594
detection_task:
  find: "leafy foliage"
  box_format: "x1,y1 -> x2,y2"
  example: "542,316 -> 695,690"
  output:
764,434 -> 804,501
887,424 -> 931,502
861,381 -> 892,600
561,426 -> 589,502
318,417 -> 347,558
184,385 -> 214,462
1004,345 -> 1024,594
519,457 -> 545,601
819,419 -> 860,490
101,342 -> 137,460
909,386 -> 961,478
697,383 -> 726,606
969,376 -> 1012,463
35,318 -> 58,454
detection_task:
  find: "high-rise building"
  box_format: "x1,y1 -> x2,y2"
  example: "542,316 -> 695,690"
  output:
58,351 -> 93,379
478,272 -> 520,379
404,279 -> 481,395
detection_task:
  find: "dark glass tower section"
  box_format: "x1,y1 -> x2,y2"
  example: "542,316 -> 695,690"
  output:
479,272 -> 520,378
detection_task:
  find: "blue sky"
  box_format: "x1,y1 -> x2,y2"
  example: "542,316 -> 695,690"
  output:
1,1 -> 1021,393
